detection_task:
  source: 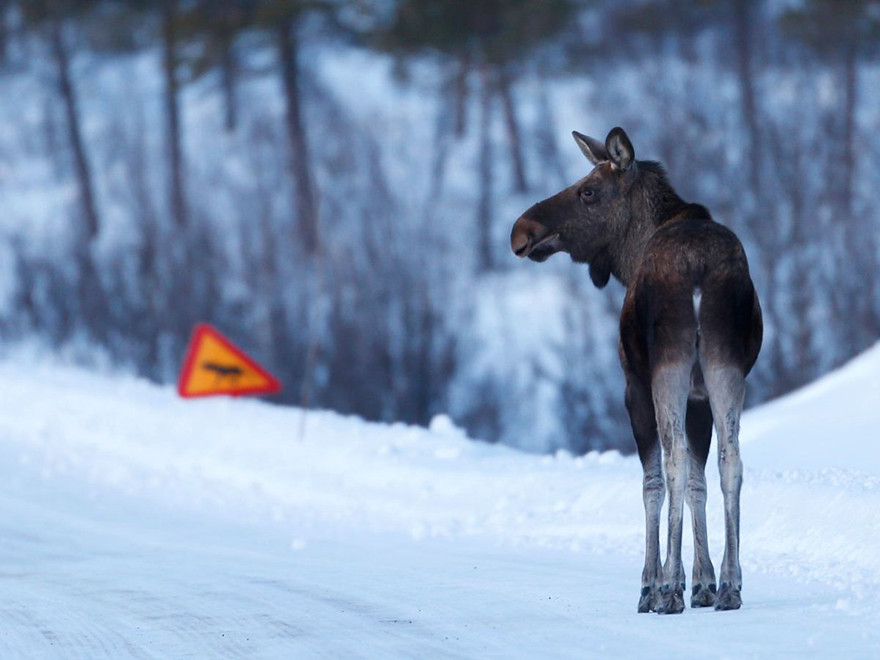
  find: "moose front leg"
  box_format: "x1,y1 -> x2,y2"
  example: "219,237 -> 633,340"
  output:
653,364 -> 691,614
638,444 -> 664,613
626,378 -> 663,613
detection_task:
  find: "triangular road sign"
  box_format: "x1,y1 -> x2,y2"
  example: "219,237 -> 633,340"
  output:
178,323 -> 282,398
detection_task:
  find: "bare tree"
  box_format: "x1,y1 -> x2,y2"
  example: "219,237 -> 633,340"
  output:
22,1 -> 106,340
780,0 -> 880,353
277,15 -> 318,255
161,0 -> 186,231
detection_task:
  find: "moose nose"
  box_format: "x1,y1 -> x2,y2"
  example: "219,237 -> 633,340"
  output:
511,216 -> 548,258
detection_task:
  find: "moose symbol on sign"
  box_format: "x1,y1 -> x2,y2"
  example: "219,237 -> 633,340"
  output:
201,361 -> 244,386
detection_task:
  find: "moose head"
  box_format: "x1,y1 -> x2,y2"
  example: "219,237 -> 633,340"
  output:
510,126 -> 640,288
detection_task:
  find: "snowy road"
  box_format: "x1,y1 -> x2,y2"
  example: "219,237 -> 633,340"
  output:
1,350 -> 880,658
4,491 -> 877,659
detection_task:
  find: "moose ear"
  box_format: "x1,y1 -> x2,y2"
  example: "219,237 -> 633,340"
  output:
572,131 -> 608,165
605,127 -> 634,172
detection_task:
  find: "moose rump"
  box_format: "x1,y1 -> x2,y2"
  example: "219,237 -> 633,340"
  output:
511,127 -> 762,615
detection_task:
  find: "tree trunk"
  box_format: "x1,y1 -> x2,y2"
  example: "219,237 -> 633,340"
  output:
535,80 -> 567,188
476,64 -> 494,272
278,17 -> 318,256
414,300 -> 437,425
733,0 -> 762,204
453,49 -> 470,138
838,45 -> 877,347
427,77 -> 454,204
841,44 -> 856,221
50,19 -> 98,241
162,0 -> 186,230
775,121 -> 814,389
220,36 -> 238,133
497,67 -> 528,193
49,18 -> 107,342
733,0 -> 789,391
0,0 -> 9,63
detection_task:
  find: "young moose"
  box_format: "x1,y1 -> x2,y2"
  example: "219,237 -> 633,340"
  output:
511,127 -> 762,614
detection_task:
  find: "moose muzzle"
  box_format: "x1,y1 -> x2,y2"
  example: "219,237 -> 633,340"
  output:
511,215 -> 560,261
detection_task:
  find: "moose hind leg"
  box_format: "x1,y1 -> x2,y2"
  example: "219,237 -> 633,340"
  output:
686,397 -> 717,608
627,380 -> 664,614
653,363 -> 691,615
704,364 -> 745,611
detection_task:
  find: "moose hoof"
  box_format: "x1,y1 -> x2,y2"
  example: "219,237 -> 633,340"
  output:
714,583 -> 742,611
691,582 -> 717,608
638,586 -> 658,613
639,586 -> 660,614
656,583 -> 685,615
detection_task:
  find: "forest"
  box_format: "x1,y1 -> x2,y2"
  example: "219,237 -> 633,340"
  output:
0,0 -> 877,453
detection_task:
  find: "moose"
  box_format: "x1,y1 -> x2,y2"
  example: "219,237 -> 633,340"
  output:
511,127 -> 762,614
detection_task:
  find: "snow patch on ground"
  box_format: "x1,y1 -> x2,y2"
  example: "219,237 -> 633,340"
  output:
1,343 -> 879,657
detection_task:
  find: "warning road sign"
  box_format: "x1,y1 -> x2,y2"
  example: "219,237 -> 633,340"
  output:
178,324 -> 282,398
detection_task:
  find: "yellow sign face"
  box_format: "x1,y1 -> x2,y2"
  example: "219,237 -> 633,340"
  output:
178,324 -> 282,398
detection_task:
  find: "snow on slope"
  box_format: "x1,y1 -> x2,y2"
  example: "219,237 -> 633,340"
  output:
0,344 -> 879,658
742,341 -> 880,472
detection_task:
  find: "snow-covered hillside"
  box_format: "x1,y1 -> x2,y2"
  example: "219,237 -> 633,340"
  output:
1,343 -> 879,658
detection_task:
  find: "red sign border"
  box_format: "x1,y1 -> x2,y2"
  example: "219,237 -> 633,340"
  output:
178,323 -> 282,398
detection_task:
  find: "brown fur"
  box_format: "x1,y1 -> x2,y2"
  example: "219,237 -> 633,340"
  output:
511,127 -> 762,614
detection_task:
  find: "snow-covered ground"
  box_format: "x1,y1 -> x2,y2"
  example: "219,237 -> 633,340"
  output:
1,343 -> 879,658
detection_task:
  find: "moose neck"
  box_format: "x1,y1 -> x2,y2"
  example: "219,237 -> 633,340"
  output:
607,161 -> 690,288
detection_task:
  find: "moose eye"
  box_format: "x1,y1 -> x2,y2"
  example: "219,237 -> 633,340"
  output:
580,188 -> 596,202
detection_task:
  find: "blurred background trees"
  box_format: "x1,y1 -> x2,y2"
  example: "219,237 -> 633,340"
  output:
0,0 -> 878,454
373,0 -> 577,270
